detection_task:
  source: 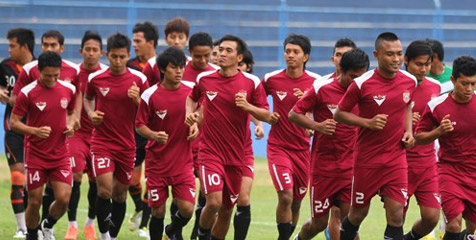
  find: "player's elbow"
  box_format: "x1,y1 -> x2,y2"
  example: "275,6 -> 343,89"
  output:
333,108 -> 344,123
288,110 -> 298,124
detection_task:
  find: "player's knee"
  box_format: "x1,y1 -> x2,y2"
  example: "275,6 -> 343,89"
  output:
179,203 -> 194,218
11,170 -> 25,186
278,190 -> 293,207
72,172 -> 83,182
422,210 -> 440,228
151,206 -> 165,218
291,200 -> 302,212
348,207 -> 369,225
445,217 -> 463,233
112,191 -> 127,203
97,187 -> 112,199
311,216 -> 329,232
205,196 -> 222,212
129,171 -> 141,186
237,193 -> 250,206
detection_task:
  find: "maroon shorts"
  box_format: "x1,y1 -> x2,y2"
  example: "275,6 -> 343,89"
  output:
69,135 -> 91,175
439,173 -> 476,224
25,158 -> 72,190
199,161 -> 243,209
146,170 -> 196,208
91,149 -> 135,185
267,144 -> 310,201
310,175 -> 352,218
405,165 -> 440,212
351,166 -> 408,208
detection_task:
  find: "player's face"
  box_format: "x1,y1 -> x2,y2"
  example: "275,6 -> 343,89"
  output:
189,45 -> 212,70
218,41 -> 242,68
405,55 -> 432,82
106,47 -> 130,75
133,32 -> 152,58
332,46 -> 353,68
210,45 -> 219,65
374,40 -> 403,75
39,66 -> 60,88
161,63 -> 184,85
451,73 -> 476,103
165,32 -> 188,49
80,39 -> 103,67
41,37 -> 64,54
8,38 -> 24,62
284,43 -> 309,69
341,67 -> 368,87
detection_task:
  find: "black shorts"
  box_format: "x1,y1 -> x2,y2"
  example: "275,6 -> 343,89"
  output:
134,131 -> 147,167
4,130 -> 24,165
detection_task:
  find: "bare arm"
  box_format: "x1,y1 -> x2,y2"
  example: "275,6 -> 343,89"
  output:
136,125 -> 168,144
334,108 -> 388,130
401,103 -> 415,148
235,93 -> 279,124
73,91 -> 82,130
289,110 -> 336,135
84,94 -> 104,125
185,96 -> 199,126
415,114 -> 453,145
10,113 -> 51,138
250,115 -> 264,140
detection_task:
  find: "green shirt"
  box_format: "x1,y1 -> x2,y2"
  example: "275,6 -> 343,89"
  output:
427,65 -> 453,94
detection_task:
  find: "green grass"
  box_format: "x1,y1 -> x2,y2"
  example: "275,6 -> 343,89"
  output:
0,157 -> 442,239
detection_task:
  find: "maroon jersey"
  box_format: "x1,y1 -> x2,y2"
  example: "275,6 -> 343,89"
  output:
338,69 -> 417,168
142,57 -> 161,86
13,59 -> 79,96
190,70 -> 269,166
12,80 -> 76,165
182,62 -> 219,83
416,92 -> 476,184
293,77 -> 357,178
86,68 -> 149,151
406,77 -> 441,167
262,69 -> 319,150
136,82 -> 195,176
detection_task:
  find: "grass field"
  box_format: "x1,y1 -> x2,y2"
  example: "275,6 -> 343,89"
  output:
0,157 -> 441,239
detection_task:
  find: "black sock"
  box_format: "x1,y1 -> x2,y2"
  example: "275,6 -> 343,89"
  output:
443,231 -> 460,240
41,186 -> 54,220
87,180 -> 97,219
340,217 -> 360,240
139,196 -> 150,229
95,196 -> 111,233
403,228 -> 424,240
109,200 -> 126,237
128,183 -> 142,212
291,225 -> 296,236
191,193 -> 206,239
67,181 -> 81,221
43,215 -> 58,228
167,211 -> 191,236
384,225 -> 403,240
458,230 -> 469,240
27,227 -> 38,239
277,222 -> 293,240
198,226 -> 211,240
211,236 -> 223,240
149,216 -> 164,240
170,201 -> 178,222
234,205 -> 251,240
23,188 -> 28,208
11,185 -> 25,213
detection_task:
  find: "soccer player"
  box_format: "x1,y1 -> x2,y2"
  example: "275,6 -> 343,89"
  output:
415,55 -> 476,240
126,21 -> 159,233
210,40 -> 220,65
402,40 -> 442,240
262,34 -> 319,240
289,48 -> 369,240
238,49 -> 254,73
84,33 -> 148,240
185,34 -> 277,240
136,46 -> 198,240
64,30 -> 107,240
426,39 -> 452,94
0,27 -> 35,239
11,51 -> 76,240
334,32 -> 417,240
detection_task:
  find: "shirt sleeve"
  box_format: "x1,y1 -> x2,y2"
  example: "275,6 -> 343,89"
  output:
67,89 -> 77,112
415,104 -> 438,134
189,81 -> 202,102
0,64 -> 6,88
338,81 -> 361,112
85,78 -> 95,98
142,63 -> 161,86
261,77 -> 271,95
250,83 -> 269,110
293,86 -> 318,114
139,77 -> 150,93
12,92 -> 28,117
135,97 -> 150,128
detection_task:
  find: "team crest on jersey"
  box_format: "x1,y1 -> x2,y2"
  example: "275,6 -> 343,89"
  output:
35,102 -> 47,111
276,91 -> 287,101
327,104 -> 338,115
99,87 -> 110,97
60,98 -> 68,109
373,94 -> 386,106
189,188 -> 196,198
299,187 -> 307,195
403,91 -> 410,103
206,91 -> 218,101
60,170 -> 70,178
156,110 -> 167,119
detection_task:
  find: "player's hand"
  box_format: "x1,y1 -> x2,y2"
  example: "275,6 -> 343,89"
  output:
402,131 -> 415,148
235,92 -> 250,111
155,131 -> 169,144
366,114 -> 388,130
185,112 -> 200,126
437,114 -> 454,135
254,124 -> 264,140
412,112 -> 420,126
63,125 -> 74,137
0,88 -> 9,104
293,88 -> 305,99
305,129 -> 314,137
73,116 -> 81,130
127,81 -> 140,104
269,112 -> 280,124
35,126 -> 51,138
188,123 -> 199,140
88,110 -> 105,125
314,119 -> 337,135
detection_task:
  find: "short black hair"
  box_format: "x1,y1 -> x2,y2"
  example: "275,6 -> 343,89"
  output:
81,30 -> 102,50
107,32 -> 131,52
156,46 -> 186,79
375,32 -> 399,50
339,48 -> 369,74
452,56 -> 476,79
213,40 -> 220,47
165,17 -> 190,37
239,49 -> 254,73
284,34 -> 311,55
404,40 -> 432,66
42,30 -> 64,46
218,34 -> 248,55
426,39 -> 445,61
38,51 -> 62,71
334,38 -> 356,53
189,32 -> 213,51
133,21 -> 159,47
7,28 -> 35,53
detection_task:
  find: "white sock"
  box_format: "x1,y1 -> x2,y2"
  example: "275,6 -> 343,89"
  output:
15,212 -> 26,230
85,218 -> 95,226
69,221 -> 78,228
100,232 -> 110,240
